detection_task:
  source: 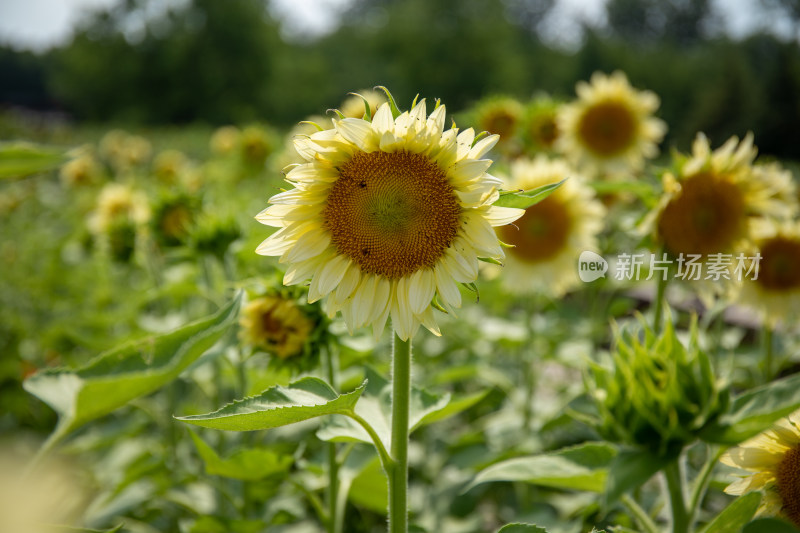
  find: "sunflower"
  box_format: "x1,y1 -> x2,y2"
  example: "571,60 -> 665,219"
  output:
60,151 -> 103,187
736,221 -> 800,327
472,96 -> 524,148
647,133 -> 796,261
87,183 -> 150,261
210,126 -> 240,156
556,71 -> 666,175
521,94 -> 562,154
240,294 -> 314,359
255,95 -> 524,340
497,156 -> 605,297
721,410 -> 800,527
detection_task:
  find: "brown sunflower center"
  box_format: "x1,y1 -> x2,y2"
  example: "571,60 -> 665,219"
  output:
531,114 -> 559,148
499,195 -> 571,262
777,444 -> 800,527
482,109 -> 518,141
578,100 -> 636,156
757,237 -> 800,291
657,171 -> 746,256
323,150 -> 461,279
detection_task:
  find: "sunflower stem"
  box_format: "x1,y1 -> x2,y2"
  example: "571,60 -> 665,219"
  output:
687,445 -> 722,528
665,459 -> 689,533
389,332 -> 411,533
653,262 -> 670,336
326,344 -> 340,533
620,494 -> 660,533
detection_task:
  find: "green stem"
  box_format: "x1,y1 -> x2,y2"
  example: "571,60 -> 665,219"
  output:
345,411 -> 393,473
763,325 -> 774,382
326,345 -> 339,533
389,333 -> 411,533
688,445 -> 722,528
620,494 -> 660,533
665,459 -> 689,533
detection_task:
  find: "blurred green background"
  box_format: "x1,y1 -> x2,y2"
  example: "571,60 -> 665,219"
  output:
1,0 -> 800,159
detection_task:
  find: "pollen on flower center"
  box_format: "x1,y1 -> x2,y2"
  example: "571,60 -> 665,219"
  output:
323,150 -> 461,279
758,237 -> 800,291
500,196 -> 571,262
578,101 -> 636,156
777,444 -> 800,527
657,171 -> 746,256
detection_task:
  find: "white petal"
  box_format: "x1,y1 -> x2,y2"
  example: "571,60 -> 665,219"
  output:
283,256 -> 322,285
309,254 -> 350,302
334,262 -> 361,303
416,306 -> 441,337
434,263 -> 461,309
353,275 -> 378,327
485,206 -> 525,226
468,134 -> 499,159
372,103 -> 395,135
409,268 -> 435,315
284,229 -> 331,263
456,128 -> 475,160
335,118 -> 376,152
391,277 -> 414,341
451,159 -> 492,185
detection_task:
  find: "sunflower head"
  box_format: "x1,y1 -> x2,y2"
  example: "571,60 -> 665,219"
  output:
557,71 -> 666,176
87,183 -> 150,262
152,149 -> 189,185
521,95 -> 562,154
651,133 -> 763,258
60,151 -> 103,187
721,411 -> 800,528
587,313 -> 727,457
151,193 -> 199,248
498,156 -> 605,297
239,125 -> 273,168
210,126 -> 241,156
239,291 -> 326,372
736,221 -> 800,327
100,131 -> 151,172
255,89 -> 524,340
471,95 -> 524,147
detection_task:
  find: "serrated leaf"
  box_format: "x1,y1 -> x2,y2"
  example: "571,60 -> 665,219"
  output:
316,367 -> 453,450
700,373 -> 800,445
604,447 -> 674,505
742,517 -> 800,533
497,524 -> 548,533
0,142 -> 68,178
494,179 -> 567,209
188,430 -> 293,481
24,293 -> 242,442
701,491 -> 762,533
176,377 -> 366,431
468,442 -> 617,493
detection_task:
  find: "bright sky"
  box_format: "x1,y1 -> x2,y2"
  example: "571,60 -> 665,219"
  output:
0,0 -> 793,51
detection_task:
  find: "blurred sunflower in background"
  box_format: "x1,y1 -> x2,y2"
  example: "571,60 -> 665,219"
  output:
721,410 -> 800,528
647,133 -> 796,260
736,221 -> 800,328
240,293 -> 315,360
497,156 -> 605,297
470,95 -> 524,153
99,130 -> 152,172
152,149 -> 190,185
255,94 -> 523,340
60,150 -> 103,187
557,71 -> 666,176
209,125 -> 241,156
521,94 -> 561,155
87,183 -> 150,261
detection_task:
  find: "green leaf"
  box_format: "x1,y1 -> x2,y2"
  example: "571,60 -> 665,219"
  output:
316,368 -> 456,450
588,180 -> 656,201
604,447 -> 675,505
24,293 -> 242,441
494,179 -> 567,209
468,442 -> 617,493
340,446 -> 388,513
51,526 -> 124,533
375,86 -> 401,118
176,377 -> 366,431
700,491 -> 762,533
742,517 -> 800,533
188,430 -> 293,481
0,142 -> 68,179
700,372 -> 800,445
497,525 -> 548,533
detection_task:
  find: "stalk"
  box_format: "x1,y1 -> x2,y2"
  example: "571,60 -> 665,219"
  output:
665,459 -> 689,533
388,333 -> 411,533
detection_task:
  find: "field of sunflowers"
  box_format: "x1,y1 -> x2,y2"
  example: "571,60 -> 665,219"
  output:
3,77 -> 800,533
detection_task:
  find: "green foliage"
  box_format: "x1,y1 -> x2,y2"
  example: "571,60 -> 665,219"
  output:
495,179 -> 567,209
742,517 -> 800,533
23,293 -> 241,441
469,442 -> 617,493
188,430 -> 293,481
176,377 -> 366,431
496,525 -> 549,533
700,491 -> 762,533
0,142 -> 68,179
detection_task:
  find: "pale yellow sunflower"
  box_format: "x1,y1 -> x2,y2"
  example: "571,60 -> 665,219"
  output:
497,156 -> 605,297
60,151 -> 103,187
255,96 -> 524,340
88,183 -> 150,236
473,96 -> 524,145
646,133 -> 796,260
736,221 -> 800,328
721,410 -> 800,528
556,71 -> 666,175
210,126 -> 241,156
240,295 -> 314,359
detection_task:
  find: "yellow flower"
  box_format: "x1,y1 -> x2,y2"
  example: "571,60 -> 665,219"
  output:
240,295 -> 314,359
239,125 -> 272,167
498,156 -> 605,297
152,149 -> 189,184
647,133 -> 796,259
210,126 -> 240,156
557,71 -> 666,175
721,410 -> 800,527
256,95 -> 524,340
88,183 -> 150,236
736,221 -> 800,327
59,152 -> 102,187
522,95 -> 561,153
473,96 -> 524,145
340,89 -> 388,119
99,130 -> 152,171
